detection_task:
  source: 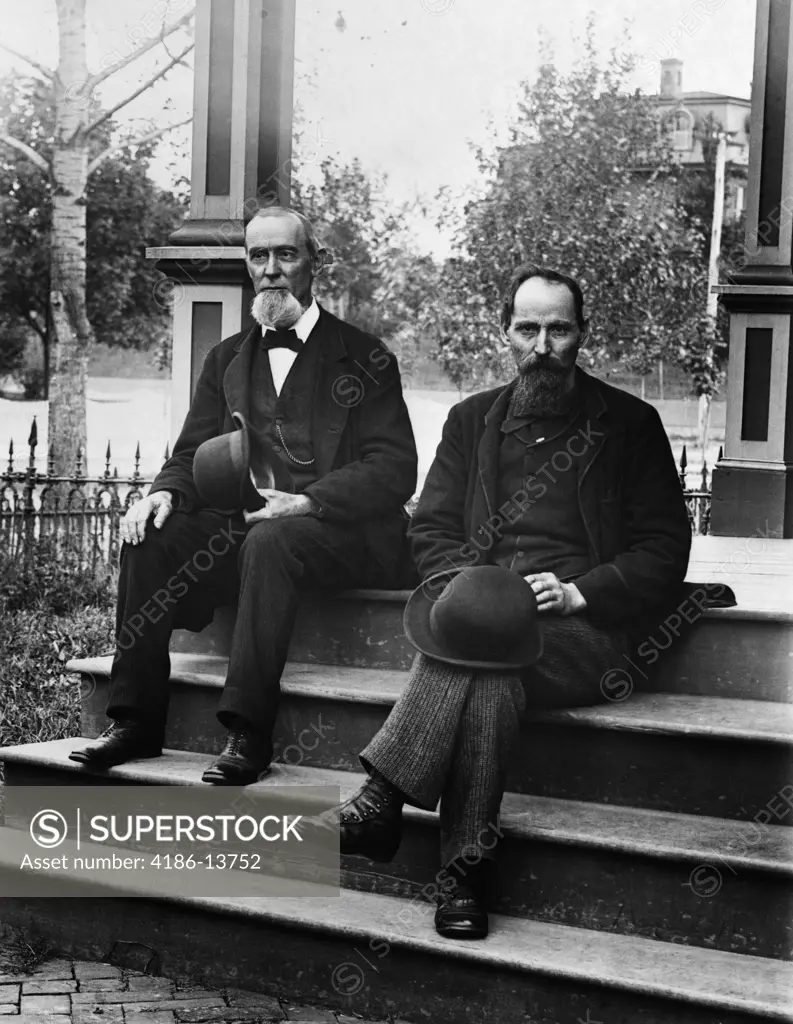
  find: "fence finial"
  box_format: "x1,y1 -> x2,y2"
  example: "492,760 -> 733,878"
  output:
133,443 -> 141,481
104,441 -> 112,479
26,418 -> 38,478
678,445 -> 687,488
6,438 -> 13,476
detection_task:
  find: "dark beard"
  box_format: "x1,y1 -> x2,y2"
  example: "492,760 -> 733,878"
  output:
511,363 -> 574,417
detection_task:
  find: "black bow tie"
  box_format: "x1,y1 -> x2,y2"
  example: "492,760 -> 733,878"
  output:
261,328 -> 302,353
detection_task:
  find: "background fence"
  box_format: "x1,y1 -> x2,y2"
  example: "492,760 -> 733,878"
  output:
1,419 -> 166,575
1,418 -> 719,575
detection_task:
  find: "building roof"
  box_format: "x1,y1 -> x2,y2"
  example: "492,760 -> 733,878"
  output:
652,91 -> 751,106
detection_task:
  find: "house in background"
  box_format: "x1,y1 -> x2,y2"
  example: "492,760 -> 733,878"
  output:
653,57 -> 751,221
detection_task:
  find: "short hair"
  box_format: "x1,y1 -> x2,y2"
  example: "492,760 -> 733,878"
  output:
500,264 -> 586,330
244,206 -> 324,260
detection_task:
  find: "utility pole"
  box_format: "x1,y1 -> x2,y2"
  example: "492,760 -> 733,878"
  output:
698,133 -> 728,460
707,135 -> 728,320
700,130 -> 741,460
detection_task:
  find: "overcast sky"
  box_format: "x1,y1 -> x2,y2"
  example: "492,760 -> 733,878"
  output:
0,0 -> 757,251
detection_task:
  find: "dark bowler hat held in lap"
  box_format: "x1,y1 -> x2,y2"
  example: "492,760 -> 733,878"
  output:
327,264 -> 695,941
69,206 -> 418,784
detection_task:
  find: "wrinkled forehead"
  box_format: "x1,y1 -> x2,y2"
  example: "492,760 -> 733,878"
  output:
245,212 -> 308,251
511,278 -> 578,323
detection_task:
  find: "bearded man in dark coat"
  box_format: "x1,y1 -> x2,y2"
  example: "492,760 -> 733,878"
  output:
70,207 -> 418,784
331,265 -> 692,939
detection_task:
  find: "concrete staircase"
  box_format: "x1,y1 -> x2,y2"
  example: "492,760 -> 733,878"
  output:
1,537 -> 793,1022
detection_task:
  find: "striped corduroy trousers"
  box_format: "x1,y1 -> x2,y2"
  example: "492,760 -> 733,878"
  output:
360,616 -> 629,867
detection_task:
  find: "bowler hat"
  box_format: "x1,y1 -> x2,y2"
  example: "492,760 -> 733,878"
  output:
192,411 -> 294,511
403,565 -> 543,670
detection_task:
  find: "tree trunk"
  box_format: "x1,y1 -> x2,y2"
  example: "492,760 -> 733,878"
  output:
42,306 -> 50,401
698,391 -> 712,463
49,0 -> 92,480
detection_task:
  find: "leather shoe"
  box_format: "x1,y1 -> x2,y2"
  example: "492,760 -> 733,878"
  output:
69,719 -> 162,769
201,729 -> 270,785
337,772 -> 403,863
435,875 -> 489,940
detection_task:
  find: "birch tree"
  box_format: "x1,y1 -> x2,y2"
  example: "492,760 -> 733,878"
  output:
0,0 -> 194,476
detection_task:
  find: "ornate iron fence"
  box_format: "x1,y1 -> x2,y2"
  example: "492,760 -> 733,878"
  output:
1,418 -> 165,575
1,419 -> 720,575
678,444 -> 722,536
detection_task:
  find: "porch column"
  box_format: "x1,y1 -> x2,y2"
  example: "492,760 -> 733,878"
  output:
146,0 -> 296,441
710,0 -> 793,537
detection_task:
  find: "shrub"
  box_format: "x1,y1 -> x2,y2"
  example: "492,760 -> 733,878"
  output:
18,365 -> 46,400
0,537 -> 117,615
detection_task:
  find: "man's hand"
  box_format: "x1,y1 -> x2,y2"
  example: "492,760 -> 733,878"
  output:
524,572 -> 587,616
243,490 -> 318,523
121,491 -> 173,546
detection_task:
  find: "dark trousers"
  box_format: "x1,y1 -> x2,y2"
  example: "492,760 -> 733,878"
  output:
107,509 -> 369,756
361,616 -> 629,867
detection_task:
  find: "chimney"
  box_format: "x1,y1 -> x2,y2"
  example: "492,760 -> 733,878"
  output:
660,58 -> 683,100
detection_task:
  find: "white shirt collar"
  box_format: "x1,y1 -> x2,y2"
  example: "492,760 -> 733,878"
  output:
261,297 -> 320,343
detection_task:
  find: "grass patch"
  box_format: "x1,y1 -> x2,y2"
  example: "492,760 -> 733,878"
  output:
0,542 -> 116,749
0,604 -> 114,748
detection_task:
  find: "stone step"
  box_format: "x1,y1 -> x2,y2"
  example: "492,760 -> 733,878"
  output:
3,740 -> 793,962
71,655 -> 793,825
171,592 -> 417,670
0,827 -> 789,1023
169,589 -> 793,703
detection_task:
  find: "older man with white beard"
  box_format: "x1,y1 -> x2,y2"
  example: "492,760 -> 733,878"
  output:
70,206 -> 418,785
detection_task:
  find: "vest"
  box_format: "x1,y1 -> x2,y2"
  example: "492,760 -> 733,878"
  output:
248,328 -> 321,493
492,403 -> 592,581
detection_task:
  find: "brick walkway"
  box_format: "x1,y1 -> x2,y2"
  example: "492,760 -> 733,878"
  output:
0,950 -> 406,1024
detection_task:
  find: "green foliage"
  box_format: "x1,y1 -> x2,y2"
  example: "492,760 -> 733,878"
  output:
0,537 -> 117,616
423,21 -> 719,396
0,321 -> 29,375
0,603 -> 114,747
0,539 -> 116,747
292,152 -> 444,383
0,74 -> 187,366
372,227 -> 441,382
293,156 -> 384,332
19,364 -> 47,399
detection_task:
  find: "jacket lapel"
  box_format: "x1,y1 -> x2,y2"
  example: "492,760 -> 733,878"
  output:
222,324 -> 260,429
575,368 -> 611,562
576,367 -> 609,487
310,307 -> 350,477
470,384 -> 514,543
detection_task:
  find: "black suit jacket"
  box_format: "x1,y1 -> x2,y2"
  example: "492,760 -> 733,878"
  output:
408,367 -> 693,631
150,305 -> 418,585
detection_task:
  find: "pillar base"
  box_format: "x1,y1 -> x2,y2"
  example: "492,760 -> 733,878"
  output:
710,460 -> 793,538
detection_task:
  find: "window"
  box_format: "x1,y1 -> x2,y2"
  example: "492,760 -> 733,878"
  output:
666,108 -> 694,152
